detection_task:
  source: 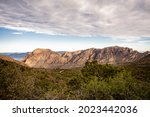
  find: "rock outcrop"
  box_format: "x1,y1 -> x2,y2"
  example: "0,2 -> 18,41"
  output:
22,46 -> 150,69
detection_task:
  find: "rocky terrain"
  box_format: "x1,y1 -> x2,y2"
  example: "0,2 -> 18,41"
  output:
133,54 -> 150,66
22,46 -> 150,69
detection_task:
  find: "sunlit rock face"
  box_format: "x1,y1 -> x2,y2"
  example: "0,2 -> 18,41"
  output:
22,47 -> 150,69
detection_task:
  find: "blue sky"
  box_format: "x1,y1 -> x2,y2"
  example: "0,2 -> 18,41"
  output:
0,0 -> 150,52
0,27 -> 149,52
0,28 -> 115,52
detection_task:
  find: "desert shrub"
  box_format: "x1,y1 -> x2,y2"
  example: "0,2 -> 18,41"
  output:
81,76 -> 112,100
0,60 -> 51,99
81,61 -> 121,81
80,61 -> 150,100
0,59 -> 150,100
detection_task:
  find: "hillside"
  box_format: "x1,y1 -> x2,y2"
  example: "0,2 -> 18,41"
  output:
0,55 -> 26,66
133,54 -> 150,66
22,46 -> 150,69
0,58 -> 150,99
0,58 -> 50,99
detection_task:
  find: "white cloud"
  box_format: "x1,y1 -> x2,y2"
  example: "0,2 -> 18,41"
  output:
112,36 -> 142,43
12,32 -> 23,35
0,0 -> 150,38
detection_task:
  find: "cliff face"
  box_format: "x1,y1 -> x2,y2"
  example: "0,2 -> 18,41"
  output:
22,46 -> 150,69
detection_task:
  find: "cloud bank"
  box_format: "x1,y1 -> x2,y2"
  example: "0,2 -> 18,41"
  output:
0,0 -> 150,38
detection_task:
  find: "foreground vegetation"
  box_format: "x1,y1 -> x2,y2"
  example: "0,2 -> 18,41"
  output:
0,59 -> 150,99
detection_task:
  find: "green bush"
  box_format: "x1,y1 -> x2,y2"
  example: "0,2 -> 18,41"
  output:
81,61 -> 121,81
0,59 -> 150,100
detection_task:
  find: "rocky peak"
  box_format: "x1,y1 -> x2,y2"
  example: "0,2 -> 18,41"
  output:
33,48 -> 52,54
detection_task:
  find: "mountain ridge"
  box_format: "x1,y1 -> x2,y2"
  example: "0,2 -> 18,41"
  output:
22,46 -> 150,69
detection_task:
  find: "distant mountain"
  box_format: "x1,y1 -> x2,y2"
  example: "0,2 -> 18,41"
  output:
57,51 -> 66,55
0,53 -> 27,60
22,46 -> 150,69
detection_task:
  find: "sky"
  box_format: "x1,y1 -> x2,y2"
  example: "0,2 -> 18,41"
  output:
0,0 -> 150,52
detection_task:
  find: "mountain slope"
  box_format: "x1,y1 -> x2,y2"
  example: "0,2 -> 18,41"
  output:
0,55 -> 26,66
22,48 -> 67,68
133,54 -> 150,66
22,46 -> 150,69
